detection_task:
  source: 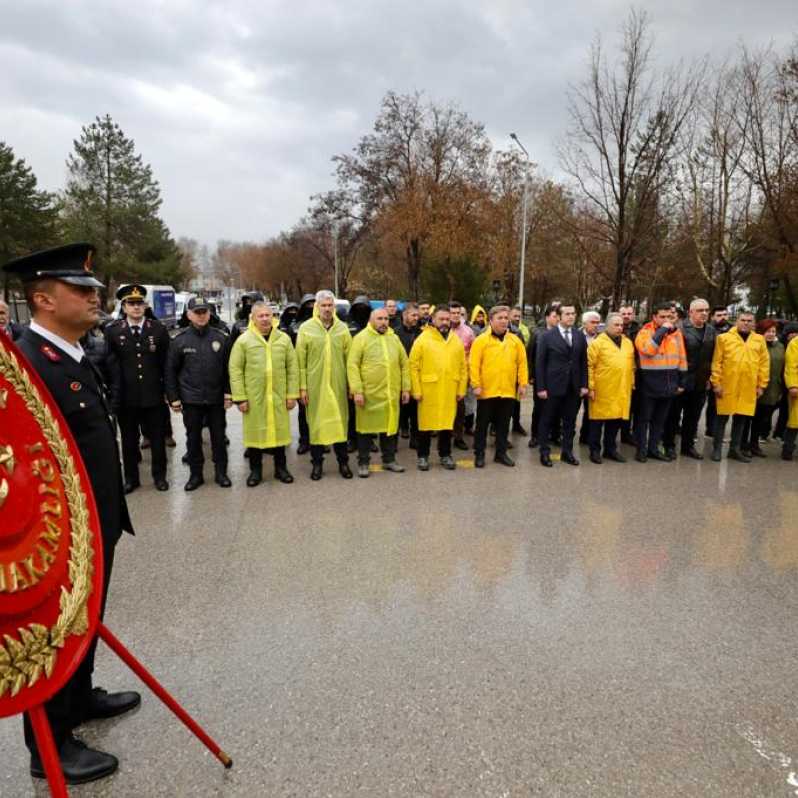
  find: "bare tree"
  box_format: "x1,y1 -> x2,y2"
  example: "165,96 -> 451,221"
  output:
560,9 -> 704,307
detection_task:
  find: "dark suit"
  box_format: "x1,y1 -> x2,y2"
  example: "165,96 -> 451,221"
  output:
105,318 -> 170,484
16,328 -> 134,752
535,326 -> 588,456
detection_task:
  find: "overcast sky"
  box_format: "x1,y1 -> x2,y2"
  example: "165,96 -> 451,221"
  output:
1,1 -> 795,247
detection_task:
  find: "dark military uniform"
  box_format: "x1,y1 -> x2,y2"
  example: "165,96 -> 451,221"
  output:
166,321 -> 231,481
105,310 -> 170,488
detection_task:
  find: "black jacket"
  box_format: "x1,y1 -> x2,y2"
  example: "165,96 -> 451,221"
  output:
16,329 -> 133,546
535,326 -> 588,397
166,324 -> 231,405
104,317 -> 170,410
396,322 -> 420,355
348,296 -> 371,334
681,320 -> 717,392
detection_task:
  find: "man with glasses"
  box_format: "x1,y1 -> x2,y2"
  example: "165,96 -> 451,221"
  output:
662,299 -> 716,459
710,309 -> 770,462
105,284 -> 171,492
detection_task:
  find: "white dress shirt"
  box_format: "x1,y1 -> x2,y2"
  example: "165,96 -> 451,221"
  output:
29,320 -> 85,363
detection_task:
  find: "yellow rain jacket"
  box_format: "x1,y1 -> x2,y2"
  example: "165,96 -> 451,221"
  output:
469,329 -> 528,399
588,332 -> 636,420
785,337 -> 798,429
347,324 -> 410,435
710,327 -> 770,417
229,321 -> 299,448
409,325 -> 468,431
296,313 -> 351,445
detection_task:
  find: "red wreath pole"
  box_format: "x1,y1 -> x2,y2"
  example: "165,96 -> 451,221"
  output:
97,624 -> 232,769
28,704 -> 69,798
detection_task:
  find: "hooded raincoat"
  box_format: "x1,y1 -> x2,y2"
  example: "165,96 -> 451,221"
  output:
296,311 -> 352,445
470,304 -> 487,333
347,324 -> 410,435
710,327 -> 770,417
785,337 -> 798,429
588,332 -> 636,420
229,321 -> 299,448
409,326 -> 468,431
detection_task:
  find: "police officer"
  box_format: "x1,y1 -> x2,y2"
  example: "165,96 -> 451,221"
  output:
166,296 -> 233,490
105,284 -> 171,492
3,242 -> 139,784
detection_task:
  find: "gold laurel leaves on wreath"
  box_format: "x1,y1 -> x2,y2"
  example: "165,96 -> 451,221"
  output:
0,345 -> 94,699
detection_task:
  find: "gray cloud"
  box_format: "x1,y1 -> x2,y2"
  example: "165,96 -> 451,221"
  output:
1,0 -> 794,245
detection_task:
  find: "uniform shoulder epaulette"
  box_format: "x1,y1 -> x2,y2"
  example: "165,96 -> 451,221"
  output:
212,326 -> 229,338
173,326 -> 190,337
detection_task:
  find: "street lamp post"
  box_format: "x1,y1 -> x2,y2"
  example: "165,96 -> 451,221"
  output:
332,221 -> 340,298
510,133 -> 530,311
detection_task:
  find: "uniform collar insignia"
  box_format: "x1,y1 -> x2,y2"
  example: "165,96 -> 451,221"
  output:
40,344 -> 61,362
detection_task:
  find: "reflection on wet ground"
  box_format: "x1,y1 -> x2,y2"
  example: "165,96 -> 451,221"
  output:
2,408 -> 797,796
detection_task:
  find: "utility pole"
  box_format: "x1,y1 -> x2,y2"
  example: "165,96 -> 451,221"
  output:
510,133 -> 530,311
332,221 -> 340,297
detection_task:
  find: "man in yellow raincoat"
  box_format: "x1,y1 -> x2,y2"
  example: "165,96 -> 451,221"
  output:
409,306 -> 468,471
296,290 -> 353,481
347,307 -> 411,478
710,309 -> 769,463
587,313 -> 635,464
229,302 -> 299,486
781,324 -> 798,461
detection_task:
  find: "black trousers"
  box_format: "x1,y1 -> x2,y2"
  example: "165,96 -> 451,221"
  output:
453,399 -> 466,439
774,393 -> 790,438
183,404 -> 227,474
119,404 -> 166,482
298,403 -> 310,446
705,390 -> 718,437
24,539 -> 116,753
589,419 -> 622,455
636,394 -> 672,455
621,389 -> 640,441
713,414 -> 747,453
417,430 -> 452,458
578,396 -> 590,442
663,388 -> 707,452
474,398 -> 514,457
399,398 -> 418,439
249,446 -> 286,469
311,441 -> 349,465
539,390 -> 580,456
357,432 -> 397,464
783,427 -> 797,455
744,403 -> 778,450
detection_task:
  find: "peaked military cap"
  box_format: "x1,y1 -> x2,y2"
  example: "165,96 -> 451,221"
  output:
187,295 -> 210,310
116,284 -> 148,302
2,242 -> 104,288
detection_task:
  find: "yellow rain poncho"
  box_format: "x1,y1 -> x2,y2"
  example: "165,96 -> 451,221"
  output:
229,321 -> 299,448
347,324 -> 410,435
296,312 -> 351,445
409,325 -> 467,431
785,337 -> 798,429
587,332 -> 636,420
710,328 -> 769,417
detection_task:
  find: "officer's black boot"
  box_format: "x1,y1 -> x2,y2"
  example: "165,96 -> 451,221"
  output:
783,429 -> 797,461
728,416 -> 751,462
184,470 -> 204,491
247,450 -> 263,487
273,449 -> 294,484
711,416 -> 727,462
215,465 -> 232,488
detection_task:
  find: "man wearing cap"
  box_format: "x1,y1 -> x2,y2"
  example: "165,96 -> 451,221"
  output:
105,284 -> 171,492
3,243 -> 139,784
166,296 -> 233,490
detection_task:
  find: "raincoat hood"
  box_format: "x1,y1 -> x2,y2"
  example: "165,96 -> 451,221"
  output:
279,302 -> 300,330
470,304 -> 487,326
296,294 -> 316,324
349,295 -> 372,330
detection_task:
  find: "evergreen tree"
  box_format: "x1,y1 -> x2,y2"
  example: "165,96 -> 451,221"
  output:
63,114 -> 186,288
0,141 -> 59,265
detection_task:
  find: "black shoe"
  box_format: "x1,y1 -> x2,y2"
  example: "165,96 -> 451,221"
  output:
561,452 -> 580,466
246,469 -> 262,487
296,442 -> 311,455
646,450 -> 669,462
750,446 -> 767,458
275,467 -> 294,483
528,436 -> 538,449
123,480 -> 140,495
782,449 -> 794,461
83,688 -> 141,722
30,735 -> 118,785
454,438 -> 469,450
215,472 -> 232,488
494,452 -> 515,466
635,451 -> 648,463
474,454 -> 485,468
184,474 -> 204,491
664,447 -> 677,461
589,452 -> 602,464
154,478 -> 169,491
540,453 -> 553,467
311,462 -> 323,481
604,451 -> 627,463
728,449 -> 751,463
681,446 -> 704,460
512,424 -> 528,436
338,462 -> 353,479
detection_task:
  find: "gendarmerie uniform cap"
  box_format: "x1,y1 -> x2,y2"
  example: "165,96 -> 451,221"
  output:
2,242 -> 104,288
116,284 -> 148,302
187,296 -> 211,311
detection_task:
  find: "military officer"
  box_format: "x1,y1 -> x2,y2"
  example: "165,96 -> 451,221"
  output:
3,242 -> 139,785
105,284 -> 171,492
166,296 -> 233,490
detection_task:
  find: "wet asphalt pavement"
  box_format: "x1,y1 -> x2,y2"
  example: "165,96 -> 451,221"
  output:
2,404 -> 797,796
